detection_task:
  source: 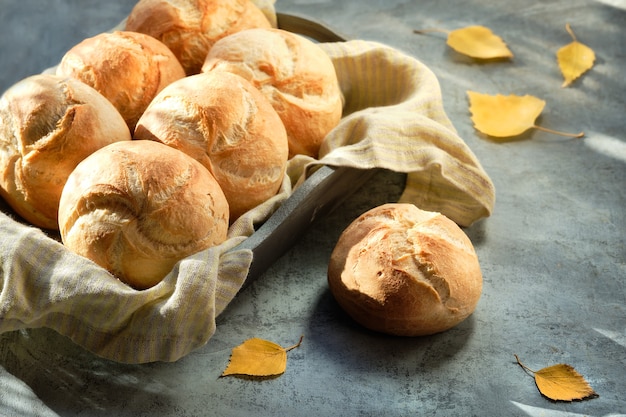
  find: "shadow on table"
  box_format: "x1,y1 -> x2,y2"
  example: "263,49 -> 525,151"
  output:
304,287 -> 477,376
0,329 -> 177,416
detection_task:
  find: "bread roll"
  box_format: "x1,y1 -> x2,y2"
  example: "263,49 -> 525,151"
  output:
202,28 -> 343,158
58,140 -> 229,290
327,203 -> 483,336
56,30 -> 186,131
134,71 -> 288,221
0,74 -> 131,230
125,0 -> 272,75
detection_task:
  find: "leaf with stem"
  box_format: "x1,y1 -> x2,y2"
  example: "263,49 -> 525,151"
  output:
414,25 -> 513,59
557,23 -> 595,87
467,91 -> 584,139
222,336 -> 304,378
514,354 -> 598,401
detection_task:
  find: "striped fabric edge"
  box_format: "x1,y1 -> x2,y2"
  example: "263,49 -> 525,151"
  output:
0,212 -> 253,363
317,40 -> 495,226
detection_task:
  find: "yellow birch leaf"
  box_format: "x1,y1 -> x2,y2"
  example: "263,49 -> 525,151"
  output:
534,364 -> 598,401
447,25 -> 513,59
467,91 -> 545,137
515,355 -> 598,402
221,336 -> 303,378
557,23 -> 595,87
467,91 -> 584,139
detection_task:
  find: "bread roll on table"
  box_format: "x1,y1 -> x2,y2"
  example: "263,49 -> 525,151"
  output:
56,30 -> 186,131
58,140 -> 229,290
125,0 -> 272,75
134,71 -> 288,221
0,74 -> 131,230
328,203 -> 483,336
202,28 -> 343,158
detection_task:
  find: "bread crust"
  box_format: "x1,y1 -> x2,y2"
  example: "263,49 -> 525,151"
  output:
134,71 -> 288,220
202,28 -> 343,158
328,203 -> 483,336
125,0 -> 272,75
0,74 -> 131,230
58,140 -> 229,289
56,30 -> 186,131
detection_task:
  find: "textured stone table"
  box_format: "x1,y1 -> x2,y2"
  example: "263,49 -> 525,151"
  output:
1,1 -> 625,416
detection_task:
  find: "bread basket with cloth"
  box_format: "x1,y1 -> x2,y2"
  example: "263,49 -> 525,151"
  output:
0,1 -> 495,364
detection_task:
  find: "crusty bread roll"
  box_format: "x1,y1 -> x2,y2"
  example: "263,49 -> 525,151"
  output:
0,74 -> 131,230
134,71 -> 288,221
125,0 -> 272,75
56,30 -> 186,131
327,203 -> 483,336
58,140 -> 229,290
202,28 -> 343,158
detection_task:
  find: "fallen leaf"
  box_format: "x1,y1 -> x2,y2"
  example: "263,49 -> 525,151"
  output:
447,26 -> 513,59
515,355 -> 598,402
221,336 -> 303,378
557,23 -> 595,87
467,91 -> 584,139
413,25 -> 513,59
467,91 -> 545,137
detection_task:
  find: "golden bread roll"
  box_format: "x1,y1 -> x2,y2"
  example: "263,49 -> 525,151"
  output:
202,28 -> 343,158
56,30 -> 186,131
134,71 -> 288,221
0,74 -> 131,230
125,0 -> 272,75
327,203 -> 483,336
58,140 -> 229,290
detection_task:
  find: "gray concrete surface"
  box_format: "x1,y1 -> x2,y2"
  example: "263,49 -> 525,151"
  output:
1,0 -> 625,416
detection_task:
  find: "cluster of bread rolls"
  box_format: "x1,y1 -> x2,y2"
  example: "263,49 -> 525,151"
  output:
0,0 -> 343,289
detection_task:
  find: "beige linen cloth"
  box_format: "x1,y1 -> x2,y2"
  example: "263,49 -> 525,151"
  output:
0,40 -> 495,363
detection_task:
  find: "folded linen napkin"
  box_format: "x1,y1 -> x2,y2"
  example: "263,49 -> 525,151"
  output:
0,40 -> 495,363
